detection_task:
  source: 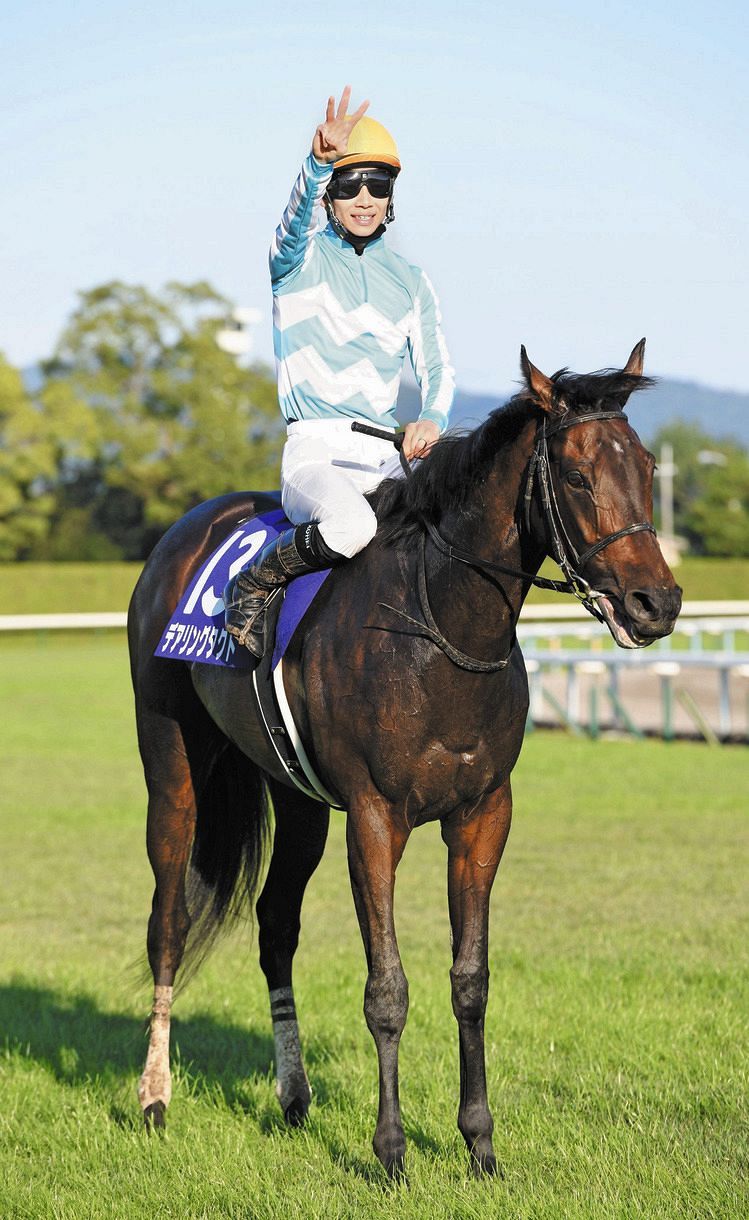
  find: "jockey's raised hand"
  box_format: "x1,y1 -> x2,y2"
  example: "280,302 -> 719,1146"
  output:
312,87 -> 370,163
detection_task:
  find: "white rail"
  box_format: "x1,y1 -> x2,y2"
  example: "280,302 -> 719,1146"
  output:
519,600 -> 749,620
1,601 -> 747,633
0,612 -> 128,631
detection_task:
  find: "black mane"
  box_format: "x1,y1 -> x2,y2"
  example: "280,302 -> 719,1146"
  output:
373,368 -> 655,543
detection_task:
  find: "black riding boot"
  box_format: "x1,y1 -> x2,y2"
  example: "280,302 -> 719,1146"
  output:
224,522 -> 344,657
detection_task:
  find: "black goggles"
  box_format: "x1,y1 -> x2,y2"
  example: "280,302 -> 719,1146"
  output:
327,168 -> 395,200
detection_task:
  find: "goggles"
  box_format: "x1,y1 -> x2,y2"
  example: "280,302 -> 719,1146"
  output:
327,168 -> 395,200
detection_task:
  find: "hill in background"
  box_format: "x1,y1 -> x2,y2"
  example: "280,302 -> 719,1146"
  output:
398,376 -> 749,446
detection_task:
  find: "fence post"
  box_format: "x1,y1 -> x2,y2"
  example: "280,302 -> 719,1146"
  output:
653,662 -> 681,742
718,668 -> 732,738
566,663 -> 579,725
525,658 -> 539,732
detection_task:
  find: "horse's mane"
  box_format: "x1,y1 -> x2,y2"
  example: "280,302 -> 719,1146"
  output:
373,368 -> 655,543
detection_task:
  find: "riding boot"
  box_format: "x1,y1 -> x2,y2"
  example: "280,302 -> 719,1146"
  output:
224,522 -> 344,657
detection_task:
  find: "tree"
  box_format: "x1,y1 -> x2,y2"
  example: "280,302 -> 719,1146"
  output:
0,355 -> 56,559
41,281 -> 282,558
685,453 -> 749,557
649,421 -> 748,555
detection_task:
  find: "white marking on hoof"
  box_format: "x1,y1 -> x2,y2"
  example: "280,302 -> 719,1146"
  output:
269,987 -> 311,1114
138,984 -> 173,1111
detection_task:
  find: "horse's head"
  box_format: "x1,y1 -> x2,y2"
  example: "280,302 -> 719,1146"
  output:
520,339 -> 682,647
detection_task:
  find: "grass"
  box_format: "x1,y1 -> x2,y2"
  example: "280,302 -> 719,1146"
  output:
526,555 -> 749,605
0,632 -> 747,1218
0,554 -> 748,615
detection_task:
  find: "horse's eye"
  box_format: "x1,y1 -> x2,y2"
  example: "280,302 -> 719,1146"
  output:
566,470 -> 586,488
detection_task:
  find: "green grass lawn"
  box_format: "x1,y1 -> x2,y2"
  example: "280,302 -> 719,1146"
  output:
1,633 -> 747,1219
0,554 -> 747,614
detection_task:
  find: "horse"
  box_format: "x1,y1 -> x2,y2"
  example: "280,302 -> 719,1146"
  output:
128,340 -> 681,1177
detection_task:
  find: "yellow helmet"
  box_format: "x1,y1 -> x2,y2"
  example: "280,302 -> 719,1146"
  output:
335,116 -> 401,173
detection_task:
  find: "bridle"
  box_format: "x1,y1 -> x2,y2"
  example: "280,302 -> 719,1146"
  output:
355,411 -> 657,671
520,409 -> 656,621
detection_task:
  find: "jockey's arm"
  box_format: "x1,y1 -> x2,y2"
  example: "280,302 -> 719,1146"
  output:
270,90 -> 369,286
269,154 -> 332,286
403,271 -> 456,459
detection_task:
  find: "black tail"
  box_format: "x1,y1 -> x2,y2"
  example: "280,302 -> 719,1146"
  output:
180,736 -> 271,984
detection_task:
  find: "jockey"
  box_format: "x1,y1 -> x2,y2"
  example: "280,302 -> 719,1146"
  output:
225,87 -> 455,656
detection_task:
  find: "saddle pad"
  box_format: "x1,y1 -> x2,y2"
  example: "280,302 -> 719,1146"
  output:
154,508 -> 331,670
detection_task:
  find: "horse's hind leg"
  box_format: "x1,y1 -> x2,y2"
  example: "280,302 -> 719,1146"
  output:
137,705 -> 200,1130
256,779 -> 329,1126
442,782 -> 513,1176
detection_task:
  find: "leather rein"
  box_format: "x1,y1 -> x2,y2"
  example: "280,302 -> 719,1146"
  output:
354,411 -> 656,672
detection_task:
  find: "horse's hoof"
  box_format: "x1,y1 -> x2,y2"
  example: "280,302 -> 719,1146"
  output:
471,1149 -> 503,1179
381,1152 -> 406,1183
143,1101 -> 167,1132
283,1096 -> 309,1127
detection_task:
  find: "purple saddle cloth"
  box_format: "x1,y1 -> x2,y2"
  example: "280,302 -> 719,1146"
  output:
154,508 -> 331,670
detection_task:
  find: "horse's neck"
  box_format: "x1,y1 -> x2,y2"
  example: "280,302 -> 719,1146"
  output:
424,423 -> 545,662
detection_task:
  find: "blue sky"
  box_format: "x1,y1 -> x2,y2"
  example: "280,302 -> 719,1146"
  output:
2,0 -> 747,395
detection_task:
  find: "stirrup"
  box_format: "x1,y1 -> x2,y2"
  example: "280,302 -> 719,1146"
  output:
225,581 -> 278,658
225,578 -> 279,658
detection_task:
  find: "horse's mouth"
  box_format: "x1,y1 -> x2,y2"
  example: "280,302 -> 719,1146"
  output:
596,595 -> 653,650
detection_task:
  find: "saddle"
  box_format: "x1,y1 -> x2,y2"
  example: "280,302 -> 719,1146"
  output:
155,505 -> 342,807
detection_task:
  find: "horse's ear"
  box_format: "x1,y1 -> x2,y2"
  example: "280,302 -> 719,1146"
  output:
520,345 -> 554,412
623,338 -> 646,377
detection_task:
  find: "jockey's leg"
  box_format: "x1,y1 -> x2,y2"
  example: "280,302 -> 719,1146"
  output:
225,434 -> 385,656
224,521 -> 344,657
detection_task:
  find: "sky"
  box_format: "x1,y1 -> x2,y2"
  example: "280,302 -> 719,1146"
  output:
2,0 -> 748,396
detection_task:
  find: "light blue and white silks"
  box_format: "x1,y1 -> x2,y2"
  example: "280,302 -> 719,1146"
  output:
269,154 -> 455,556
270,154 -> 455,432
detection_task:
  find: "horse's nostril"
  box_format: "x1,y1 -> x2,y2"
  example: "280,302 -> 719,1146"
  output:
628,590 -> 658,619
624,588 -> 677,623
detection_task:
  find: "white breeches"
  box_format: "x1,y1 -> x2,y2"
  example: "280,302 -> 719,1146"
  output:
281,420 -> 404,558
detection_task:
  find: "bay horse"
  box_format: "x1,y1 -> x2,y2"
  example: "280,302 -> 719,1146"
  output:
128,341 -> 681,1177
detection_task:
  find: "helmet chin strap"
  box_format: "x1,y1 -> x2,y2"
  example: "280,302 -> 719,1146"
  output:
323,196 -> 395,256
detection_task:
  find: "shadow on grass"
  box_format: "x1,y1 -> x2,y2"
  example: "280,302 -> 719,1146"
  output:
0,979 -> 278,1115
0,980 -> 451,1177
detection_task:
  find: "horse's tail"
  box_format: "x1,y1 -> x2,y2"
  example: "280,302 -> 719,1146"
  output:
180,735 -> 271,985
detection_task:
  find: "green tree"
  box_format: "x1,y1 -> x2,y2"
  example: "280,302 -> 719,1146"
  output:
42,280 -> 282,558
0,355 -> 97,560
0,354 -> 56,559
649,421 -> 748,555
685,453 -> 749,557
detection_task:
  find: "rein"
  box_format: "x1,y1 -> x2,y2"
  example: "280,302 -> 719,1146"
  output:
354,411 -> 656,671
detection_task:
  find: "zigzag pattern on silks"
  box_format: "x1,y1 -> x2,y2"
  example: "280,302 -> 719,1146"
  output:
277,345 -> 402,416
274,282 -> 413,357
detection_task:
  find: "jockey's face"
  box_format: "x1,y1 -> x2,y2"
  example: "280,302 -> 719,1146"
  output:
331,185 -> 389,237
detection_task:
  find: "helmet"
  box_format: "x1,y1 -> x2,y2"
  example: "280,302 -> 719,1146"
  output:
335,116 -> 401,174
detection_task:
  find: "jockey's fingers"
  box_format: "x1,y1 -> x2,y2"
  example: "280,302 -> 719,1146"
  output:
348,98 -> 370,125
336,86 -> 352,120
325,95 -> 335,123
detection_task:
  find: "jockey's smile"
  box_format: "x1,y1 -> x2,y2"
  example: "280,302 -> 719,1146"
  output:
331,184 -> 389,236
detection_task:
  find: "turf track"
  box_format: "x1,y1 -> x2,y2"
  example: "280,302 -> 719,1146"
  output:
1,632 -> 747,1219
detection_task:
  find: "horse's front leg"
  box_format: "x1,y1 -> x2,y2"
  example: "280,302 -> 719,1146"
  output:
441,781 -> 513,1176
346,800 -> 410,1178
